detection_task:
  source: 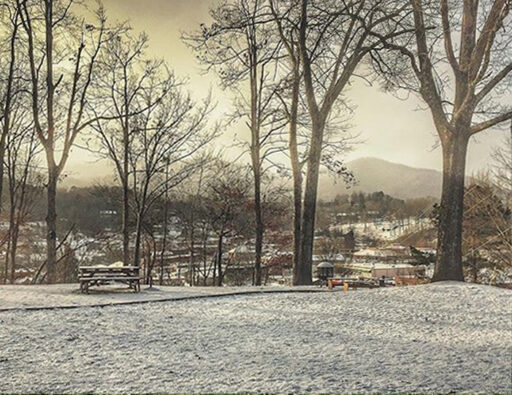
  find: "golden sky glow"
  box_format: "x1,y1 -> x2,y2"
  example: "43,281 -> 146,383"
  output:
65,0 -> 506,187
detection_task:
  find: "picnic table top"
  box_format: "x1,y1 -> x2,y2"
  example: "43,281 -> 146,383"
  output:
78,266 -> 139,271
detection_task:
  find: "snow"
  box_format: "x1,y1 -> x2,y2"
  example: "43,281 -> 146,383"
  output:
330,218 -> 431,240
0,282 -> 510,394
0,284 -> 324,311
347,262 -> 417,269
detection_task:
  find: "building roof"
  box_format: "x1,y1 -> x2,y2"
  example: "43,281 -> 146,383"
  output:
317,262 -> 334,268
344,262 -> 419,270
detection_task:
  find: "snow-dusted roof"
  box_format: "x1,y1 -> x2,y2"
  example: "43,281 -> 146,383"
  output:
354,248 -> 395,257
345,262 -> 417,270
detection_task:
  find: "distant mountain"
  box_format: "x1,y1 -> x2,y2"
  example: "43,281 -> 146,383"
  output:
319,157 -> 443,200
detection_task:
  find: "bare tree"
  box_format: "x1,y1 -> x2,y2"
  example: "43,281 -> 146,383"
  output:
463,177 -> 511,282
159,157 -> 170,286
141,223 -> 157,286
204,162 -> 251,286
269,0 -> 353,284
269,0 -> 305,284
3,102 -> 42,283
16,0 -> 121,283
290,0 -> 411,284
155,155 -> 213,287
181,154 -> 213,286
185,0 -> 285,285
373,0 -> 512,281
174,158 -> 217,286
0,0 -> 23,213
491,124 -> 512,205
128,83 -> 217,267
91,31 -> 169,266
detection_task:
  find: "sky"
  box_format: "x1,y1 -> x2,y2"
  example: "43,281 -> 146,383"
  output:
65,0 -> 508,186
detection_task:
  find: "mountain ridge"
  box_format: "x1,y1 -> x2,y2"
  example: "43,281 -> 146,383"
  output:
319,157 -> 443,200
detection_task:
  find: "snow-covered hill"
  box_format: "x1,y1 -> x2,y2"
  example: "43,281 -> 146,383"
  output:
0,282 -> 510,393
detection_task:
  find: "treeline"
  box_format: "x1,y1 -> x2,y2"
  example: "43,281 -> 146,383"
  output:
0,0 -> 510,285
1,184 -> 119,233
51,189 -> 436,235
319,192 -> 438,221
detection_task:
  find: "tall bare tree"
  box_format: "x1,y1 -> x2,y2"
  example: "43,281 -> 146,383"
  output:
4,109 -> 42,284
269,0 -> 354,284
16,0 -> 121,283
374,0 -> 512,281
0,0 -> 23,213
203,161 -> 251,286
269,0 -> 305,284
91,31 -> 170,265
128,84 -> 217,267
185,0 -> 284,285
174,154 -> 218,286
292,0 -> 412,284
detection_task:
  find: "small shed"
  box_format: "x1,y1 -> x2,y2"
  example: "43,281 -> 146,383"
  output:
316,261 -> 334,285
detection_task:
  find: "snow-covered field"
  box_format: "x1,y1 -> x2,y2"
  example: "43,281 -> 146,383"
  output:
0,282 -> 510,394
0,283 -> 324,311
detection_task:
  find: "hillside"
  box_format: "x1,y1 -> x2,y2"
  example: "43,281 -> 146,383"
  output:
62,157 -> 444,201
319,157 -> 443,200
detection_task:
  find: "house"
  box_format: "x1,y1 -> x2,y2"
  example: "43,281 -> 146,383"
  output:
341,262 -> 426,279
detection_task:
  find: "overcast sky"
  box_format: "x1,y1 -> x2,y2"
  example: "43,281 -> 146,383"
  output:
65,0 -> 507,186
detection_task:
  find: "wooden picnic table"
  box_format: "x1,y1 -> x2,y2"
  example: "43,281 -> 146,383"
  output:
79,265 -> 140,293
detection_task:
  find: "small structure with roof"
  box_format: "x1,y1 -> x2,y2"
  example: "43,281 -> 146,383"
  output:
316,261 -> 334,286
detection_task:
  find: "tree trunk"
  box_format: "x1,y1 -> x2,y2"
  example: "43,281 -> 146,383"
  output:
159,213 -> 167,286
133,212 -> 143,267
0,13 -> 19,215
253,165 -> 263,286
146,238 -> 156,286
297,117 -> 325,285
144,241 -> 150,285
9,225 -> 20,285
188,210 -> 195,286
122,176 -> 130,265
289,65 -> 303,285
160,169 -> 169,285
432,132 -> 468,282
216,233 -> 223,286
46,169 -> 58,284
203,228 -> 208,286
7,199 -> 16,284
4,222 -> 12,284
212,259 -> 216,285
0,137 -> 7,215
249,41 -> 263,287
291,167 -> 303,285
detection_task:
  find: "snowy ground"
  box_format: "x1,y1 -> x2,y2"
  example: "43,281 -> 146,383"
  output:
0,283 -> 325,311
0,282 -> 510,394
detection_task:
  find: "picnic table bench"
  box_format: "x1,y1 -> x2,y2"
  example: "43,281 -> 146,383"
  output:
79,266 -> 140,293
